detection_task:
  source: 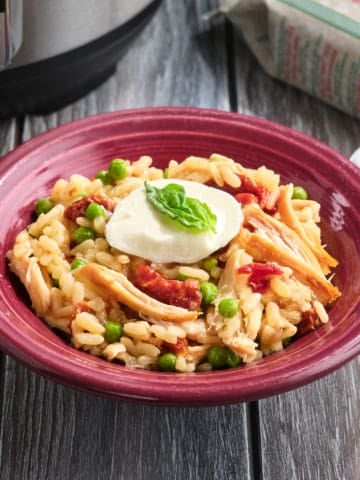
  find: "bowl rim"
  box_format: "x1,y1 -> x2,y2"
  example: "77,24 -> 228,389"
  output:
0,106 -> 359,406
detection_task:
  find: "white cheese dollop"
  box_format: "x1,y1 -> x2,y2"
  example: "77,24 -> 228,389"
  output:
105,179 -> 243,264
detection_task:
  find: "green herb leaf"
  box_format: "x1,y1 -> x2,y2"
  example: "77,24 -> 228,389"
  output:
145,182 -> 217,233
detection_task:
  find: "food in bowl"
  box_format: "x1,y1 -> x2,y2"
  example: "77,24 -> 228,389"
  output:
7,153 -> 341,373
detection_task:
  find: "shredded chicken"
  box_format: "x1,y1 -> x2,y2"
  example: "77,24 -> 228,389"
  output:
208,250 -> 259,362
74,263 -> 199,323
7,252 -> 51,316
277,185 -> 338,274
238,204 -> 341,304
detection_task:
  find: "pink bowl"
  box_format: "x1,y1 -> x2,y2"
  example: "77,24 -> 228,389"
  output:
0,107 -> 359,406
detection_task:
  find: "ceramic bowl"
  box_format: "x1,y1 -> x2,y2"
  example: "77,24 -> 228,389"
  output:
0,107 -> 359,406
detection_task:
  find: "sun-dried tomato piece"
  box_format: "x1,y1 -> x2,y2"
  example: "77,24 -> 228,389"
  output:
164,337 -> 189,354
64,193 -> 115,222
234,192 -> 258,205
132,264 -> 201,311
238,175 -> 270,209
206,175 -> 276,213
295,310 -> 322,337
237,262 -> 283,293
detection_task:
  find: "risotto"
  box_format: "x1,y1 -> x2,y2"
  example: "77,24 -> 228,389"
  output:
7,154 -> 341,372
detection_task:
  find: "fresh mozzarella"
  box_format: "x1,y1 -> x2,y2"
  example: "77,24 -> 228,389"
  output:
105,179 -> 243,264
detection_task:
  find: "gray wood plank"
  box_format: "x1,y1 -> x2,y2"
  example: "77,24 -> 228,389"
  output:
0,365 -> 252,480
259,361 -> 360,480
1,2 -> 253,480
232,31 -> 360,480
0,119 -> 17,156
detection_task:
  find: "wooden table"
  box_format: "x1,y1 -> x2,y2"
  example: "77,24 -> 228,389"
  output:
1,2 -> 359,479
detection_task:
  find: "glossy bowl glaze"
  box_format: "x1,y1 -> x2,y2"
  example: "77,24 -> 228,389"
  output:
0,107 -> 359,406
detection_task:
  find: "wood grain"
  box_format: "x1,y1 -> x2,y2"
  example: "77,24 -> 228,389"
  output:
0,120 -> 17,156
259,362 -> 360,480
231,28 -> 360,480
0,365 -> 252,480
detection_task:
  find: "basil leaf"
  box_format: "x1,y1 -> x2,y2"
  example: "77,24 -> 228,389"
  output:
145,182 -> 217,233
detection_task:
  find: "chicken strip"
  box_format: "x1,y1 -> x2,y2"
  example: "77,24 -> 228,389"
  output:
7,252 -> 51,316
74,263 -> 199,323
207,250 -> 259,362
239,204 -> 341,304
277,185 -> 338,274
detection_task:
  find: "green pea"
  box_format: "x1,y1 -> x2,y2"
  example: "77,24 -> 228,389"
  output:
35,198 -> 54,217
71,258 -> 88,270
202,257 -> 218,273
109,159 -> 128,182
292,186 -> 308,200
207,346 -> 228,369
95,170 -> 110,185
163,168 -> 169,178
72,227 -> 94,244
200,281 -> 218,306
85,202 -> 106,220
218,298 -> 238,318
105,321 -> 123,343
226,348 -> 242,368
158,353 -> 177,372
283,337 -> 292,347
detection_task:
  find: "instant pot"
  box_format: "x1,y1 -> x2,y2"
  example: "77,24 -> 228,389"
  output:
0,0 -> 161,118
